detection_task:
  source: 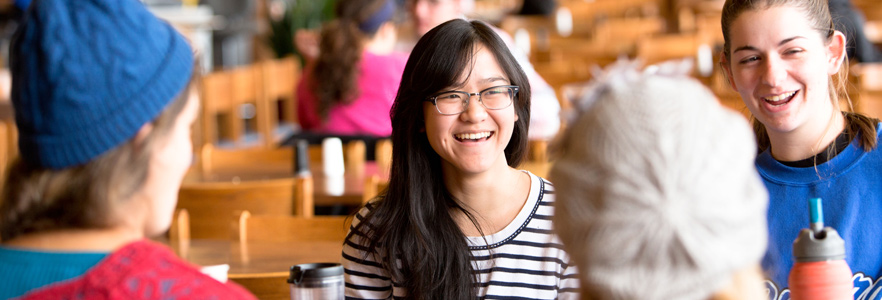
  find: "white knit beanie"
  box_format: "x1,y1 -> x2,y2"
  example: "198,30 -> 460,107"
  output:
550,61 -> 769,300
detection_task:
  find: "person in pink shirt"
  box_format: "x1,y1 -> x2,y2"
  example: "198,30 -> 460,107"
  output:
296,0 -> 406,137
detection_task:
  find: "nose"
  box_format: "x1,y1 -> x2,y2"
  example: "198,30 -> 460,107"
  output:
761,56 -> 787,87
460,94 -> 488,123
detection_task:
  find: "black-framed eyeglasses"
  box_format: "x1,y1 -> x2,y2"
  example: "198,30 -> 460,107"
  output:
425,85 -> 519,115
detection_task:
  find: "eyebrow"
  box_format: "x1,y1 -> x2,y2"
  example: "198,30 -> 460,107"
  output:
732,36 -> 806,53
482,76 -> 509,84
447,76 -> 509,90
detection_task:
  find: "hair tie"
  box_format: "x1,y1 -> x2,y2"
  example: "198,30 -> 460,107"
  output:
358,0 -> 396,34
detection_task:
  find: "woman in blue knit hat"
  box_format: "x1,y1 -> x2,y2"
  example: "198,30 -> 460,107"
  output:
0,0 -> 255,298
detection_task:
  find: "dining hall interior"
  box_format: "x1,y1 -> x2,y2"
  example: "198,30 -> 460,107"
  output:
0,0 -> 881,298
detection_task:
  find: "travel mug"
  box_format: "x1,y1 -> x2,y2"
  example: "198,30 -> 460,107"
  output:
288,263 -> 344,300
293,139 -> 311,177
788,198 -> 853,300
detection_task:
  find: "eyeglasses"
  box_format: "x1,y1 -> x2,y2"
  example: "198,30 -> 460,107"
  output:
425,85 -> 519,115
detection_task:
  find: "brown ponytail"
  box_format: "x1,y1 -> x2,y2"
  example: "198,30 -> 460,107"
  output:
312,0 -> 391,119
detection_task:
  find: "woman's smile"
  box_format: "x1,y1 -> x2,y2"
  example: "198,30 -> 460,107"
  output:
453,131 -> 495,143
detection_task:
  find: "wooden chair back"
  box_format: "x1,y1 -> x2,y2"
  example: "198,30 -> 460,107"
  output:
593,17 -> 665,50
362,174 -> 390,204
852,63 -> 882,119
200,71 -> 238,145
560,0 -> 661,37
374,138 -> 392,178
198,140 -> 365,173
232,210 -> 350,243
200,65 -> 262,147
344,140 -> 366,176
259,57 -> 301,147
169,208 -> 190,244
199,143 -> 298,175
636,33 -> 712,74
177,177 -> 314,239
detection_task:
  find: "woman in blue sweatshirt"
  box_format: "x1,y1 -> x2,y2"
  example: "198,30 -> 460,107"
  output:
720,0 -> 882,298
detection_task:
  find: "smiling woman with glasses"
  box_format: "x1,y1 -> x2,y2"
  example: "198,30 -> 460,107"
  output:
342,19 -> 580,299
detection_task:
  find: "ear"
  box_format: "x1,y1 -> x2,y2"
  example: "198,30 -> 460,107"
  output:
827,30 -> 847,75
719,50 -> 738,91
134,122 -> 154,145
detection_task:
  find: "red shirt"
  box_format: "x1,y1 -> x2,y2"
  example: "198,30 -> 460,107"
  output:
20,240 -> 256,300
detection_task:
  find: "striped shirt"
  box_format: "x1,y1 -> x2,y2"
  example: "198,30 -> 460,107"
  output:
343,171 -> 580,299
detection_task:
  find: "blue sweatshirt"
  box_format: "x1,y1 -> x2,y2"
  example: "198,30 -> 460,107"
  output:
759,124 -> 882,300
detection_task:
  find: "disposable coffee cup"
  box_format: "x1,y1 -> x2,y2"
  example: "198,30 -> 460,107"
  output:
288,263 -> 344,300
322,137 -> 345,177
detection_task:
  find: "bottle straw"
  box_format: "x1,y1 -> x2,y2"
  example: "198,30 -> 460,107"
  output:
809,198 -> 824,236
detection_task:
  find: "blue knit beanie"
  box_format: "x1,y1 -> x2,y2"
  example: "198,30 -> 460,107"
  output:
10,0 -> 194,169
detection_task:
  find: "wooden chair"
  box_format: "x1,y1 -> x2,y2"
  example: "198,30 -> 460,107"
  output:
344,140 -> 366,176
593,16 -> 665,52
362,174 -> 390,204
176,176 -> 314,239
167,208 -> 191,257
852,63 -> 882,119
200,64 -> 262,147
232,210 -> 350,243
374,138 -> 392,178
259,57 -> 301,147
199,143 -> 301,176
528,140 -> 548,163
228,210 -> 348,299
636,33 -> 713,76
198,140 -> 367,182
200,70 -> 237,146
560,0 -> 662,38
169,208 -> 191,244
854,1 -> 882,22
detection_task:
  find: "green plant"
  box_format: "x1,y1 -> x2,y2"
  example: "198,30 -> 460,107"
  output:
266,0 -> 336,60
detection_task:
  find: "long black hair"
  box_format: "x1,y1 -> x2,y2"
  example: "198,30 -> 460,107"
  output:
347,19 -> 531,299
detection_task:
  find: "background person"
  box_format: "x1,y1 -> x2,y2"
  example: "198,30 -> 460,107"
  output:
720,0 -> 882,296
0,0 -> 254,298
342,19 -> 579,299
829,0 -> 882,63
296,0 -> 407,137
551,62 -> 768,300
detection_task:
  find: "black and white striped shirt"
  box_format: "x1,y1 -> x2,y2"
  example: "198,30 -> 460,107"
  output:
342,172 -> 580,299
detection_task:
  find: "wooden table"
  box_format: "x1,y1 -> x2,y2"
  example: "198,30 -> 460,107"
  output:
167,238 -> 343,299
183,161 -> 386,207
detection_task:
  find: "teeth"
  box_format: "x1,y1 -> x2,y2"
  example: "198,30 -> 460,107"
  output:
455,132 -> 491,140
764,91 -> 796,102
